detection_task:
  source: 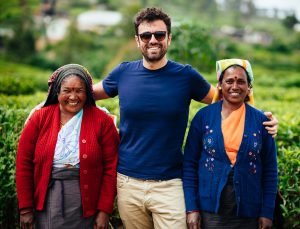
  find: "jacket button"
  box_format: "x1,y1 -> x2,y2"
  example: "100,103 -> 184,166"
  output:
82,139 -> 86,143
83,154 -> 87,159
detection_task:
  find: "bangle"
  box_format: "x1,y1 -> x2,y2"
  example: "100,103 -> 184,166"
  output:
20,209 -> 33,215
187,210 -> 200,214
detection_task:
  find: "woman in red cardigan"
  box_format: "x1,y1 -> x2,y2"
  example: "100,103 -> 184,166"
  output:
16,64 -> 119,229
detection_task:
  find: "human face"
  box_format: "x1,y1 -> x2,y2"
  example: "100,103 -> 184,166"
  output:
58,75 -> 87,115
135,20 -> 171,63
220,66 -> 250,106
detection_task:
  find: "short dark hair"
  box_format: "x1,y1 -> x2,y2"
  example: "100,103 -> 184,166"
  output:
134,7 -> 171,35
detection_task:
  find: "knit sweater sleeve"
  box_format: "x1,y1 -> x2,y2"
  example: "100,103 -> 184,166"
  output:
96,114 -> 119,213
16,111 -> 40,209
260,115 -> 278,219
183,110 -> 203,212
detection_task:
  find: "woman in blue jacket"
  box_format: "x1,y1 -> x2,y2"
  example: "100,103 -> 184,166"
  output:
183,59 -> 278,229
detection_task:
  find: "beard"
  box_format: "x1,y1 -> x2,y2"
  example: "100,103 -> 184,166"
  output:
141,43 -> 168,63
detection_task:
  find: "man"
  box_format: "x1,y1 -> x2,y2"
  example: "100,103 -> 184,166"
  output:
93,7 -> 278,229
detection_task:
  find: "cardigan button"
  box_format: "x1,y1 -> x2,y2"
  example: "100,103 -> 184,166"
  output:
84,184 -> 89,189
82,139 -> 87,143
83,154 -> 88,159
83,170 -> 88,174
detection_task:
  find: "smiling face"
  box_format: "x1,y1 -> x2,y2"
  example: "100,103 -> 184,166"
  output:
135,20 -> 171,63
57,75 -> 87,116
220,66 -> 250,106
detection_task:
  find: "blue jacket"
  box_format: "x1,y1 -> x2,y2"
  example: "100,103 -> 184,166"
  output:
183,102 -> 278,219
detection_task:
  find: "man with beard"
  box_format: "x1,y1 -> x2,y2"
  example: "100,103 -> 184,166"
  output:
93,7 -> 278,229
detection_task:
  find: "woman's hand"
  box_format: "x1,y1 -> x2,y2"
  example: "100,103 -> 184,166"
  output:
259,217 -> 272,229
263,111 -> 278,138
186,211 -> 201,229
20,208 -> 34,229
94,211 -> 109,229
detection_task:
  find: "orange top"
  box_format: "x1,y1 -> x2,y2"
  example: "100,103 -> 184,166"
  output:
221,103 -> 246,165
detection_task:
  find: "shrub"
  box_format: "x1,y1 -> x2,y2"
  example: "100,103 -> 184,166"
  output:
268,39 -> 291,54
168,23 -> 216,72
277,146 -> 300,228
0,107 -> 28,228
0,75 -> 36,95
0,60 -> 50,95
0,92 -> 46,108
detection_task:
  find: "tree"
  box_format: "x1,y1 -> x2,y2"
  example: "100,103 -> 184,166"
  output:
168,23 -> 216,72
282,14 -> 298,30
0,0 -> 38,61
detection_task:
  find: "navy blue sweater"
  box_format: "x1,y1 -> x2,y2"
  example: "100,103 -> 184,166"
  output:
103,60 -> 210,180
183,102 -> 278,219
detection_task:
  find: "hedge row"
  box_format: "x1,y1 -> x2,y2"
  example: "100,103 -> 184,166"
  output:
0,105 -> 299,228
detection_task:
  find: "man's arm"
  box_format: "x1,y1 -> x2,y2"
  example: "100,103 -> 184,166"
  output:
93,81 -> 110,100
263,112 -> 278,138
200,85 -> 216,104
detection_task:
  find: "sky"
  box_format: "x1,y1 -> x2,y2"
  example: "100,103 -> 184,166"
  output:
253,0 -> 300,19
216,0 -> 300,20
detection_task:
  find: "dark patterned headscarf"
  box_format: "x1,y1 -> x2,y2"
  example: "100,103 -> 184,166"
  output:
44,64 -> 96,107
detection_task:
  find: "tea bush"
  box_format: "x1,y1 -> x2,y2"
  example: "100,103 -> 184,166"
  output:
168,23 -> 216,72
277,146 -> 300,228
0,75 -> 37,95
0,107 -> 29,228
0,59 -> 299,228
0,60 -> 51,95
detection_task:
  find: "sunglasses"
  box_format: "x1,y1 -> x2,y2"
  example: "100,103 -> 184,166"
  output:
138,31 -> 167,43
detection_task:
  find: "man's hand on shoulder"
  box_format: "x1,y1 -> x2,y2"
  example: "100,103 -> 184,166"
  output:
263,111 -> 278,138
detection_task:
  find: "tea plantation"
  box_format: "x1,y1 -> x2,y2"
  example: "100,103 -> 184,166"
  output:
0,60 -> 299,228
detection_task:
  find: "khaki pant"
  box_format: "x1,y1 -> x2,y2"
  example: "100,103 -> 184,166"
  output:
117,173 -> 187,229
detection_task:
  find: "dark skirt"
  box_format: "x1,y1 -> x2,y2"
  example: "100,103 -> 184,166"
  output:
201,170 -> 258,229
201,211 -> 258,229
35,167 -> 95,229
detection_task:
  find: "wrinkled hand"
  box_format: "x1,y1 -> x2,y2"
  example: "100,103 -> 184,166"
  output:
94,211 -> 109,229
263,111 -> 278,138
186,211 -> 201,229
259,217 -> 272,229
20,211 -> 34,229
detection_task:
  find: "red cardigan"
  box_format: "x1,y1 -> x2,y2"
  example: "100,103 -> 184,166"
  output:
16,104 -> 119,217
